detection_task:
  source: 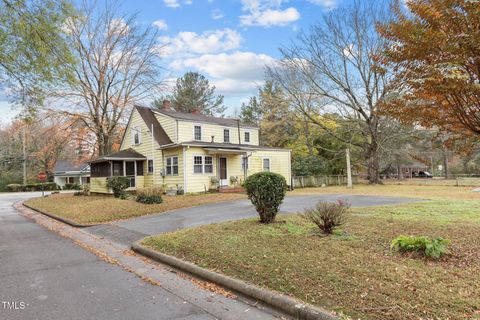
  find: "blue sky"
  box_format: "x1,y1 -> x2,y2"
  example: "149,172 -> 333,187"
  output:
0,0 -> 343,124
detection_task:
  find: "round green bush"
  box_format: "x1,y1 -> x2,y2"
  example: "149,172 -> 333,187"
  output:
244,172 -> 287,223
136,194 -> 163,204
107,176 -> 130,198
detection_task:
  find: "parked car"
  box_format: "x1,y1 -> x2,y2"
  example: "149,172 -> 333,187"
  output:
412,171 -> 433,178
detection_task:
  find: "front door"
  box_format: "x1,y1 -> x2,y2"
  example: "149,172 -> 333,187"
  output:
219,157 -> 228,187
125,161 -> 135,187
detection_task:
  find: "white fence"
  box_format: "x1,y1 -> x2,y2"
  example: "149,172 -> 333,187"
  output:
292,175 -> 358,188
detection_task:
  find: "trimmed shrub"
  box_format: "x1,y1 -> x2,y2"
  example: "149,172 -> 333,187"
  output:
302,200 -> 350,234
63,183 -> 82,190
136,187 -> 163,204
244,172 -> 287,223
107,176 -> 130,199
6,184 -> 23,192
391,235 -> 450,259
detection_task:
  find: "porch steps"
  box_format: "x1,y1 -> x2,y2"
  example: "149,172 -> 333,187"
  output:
218,187 -> 245,193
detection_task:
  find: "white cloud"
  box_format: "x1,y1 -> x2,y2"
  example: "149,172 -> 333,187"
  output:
211,9 -> 224,20
307,0 -> 338,9
157,28 -> 242,56
239,0 -> 300,27
163,0 -> 192,8
169,51 -> 276,95
153,19 -> 168,31
163,0 -> 180,8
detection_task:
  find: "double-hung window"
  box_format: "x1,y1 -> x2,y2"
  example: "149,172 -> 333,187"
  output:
193,155 -> 213,174
223,129 -> 230,143
204,156 -> 213,173
194,156 -> 203,173
147,159 -> 154,174
132,126 -> 141,145
166,156 -> 178,175
194,125 -> 202,141
263,158 -> 270,172
244,131 -> 250,143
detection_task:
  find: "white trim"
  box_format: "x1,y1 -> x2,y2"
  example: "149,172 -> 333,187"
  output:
193,124 -> 202,141
243,130 -> 251,143
219,156 -> 228,186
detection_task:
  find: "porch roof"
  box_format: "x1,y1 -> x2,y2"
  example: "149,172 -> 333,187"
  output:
88,148 -> 147,163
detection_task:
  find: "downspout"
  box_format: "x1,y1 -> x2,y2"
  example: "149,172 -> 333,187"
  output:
237,119 -> 241,145
183,146 -> 187,193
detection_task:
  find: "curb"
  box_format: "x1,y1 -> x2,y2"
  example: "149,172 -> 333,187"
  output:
132,241 -> 337,320
22,202 -> 94,228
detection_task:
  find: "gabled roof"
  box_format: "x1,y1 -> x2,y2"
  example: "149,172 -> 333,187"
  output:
54,160 -> 90,173
89,148 -> 147,163
134,106 -> 172,145
155,108 -> 258,128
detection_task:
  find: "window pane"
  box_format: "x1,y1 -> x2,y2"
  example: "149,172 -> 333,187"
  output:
167,158 -> 171,166
173,157 -> 178,165
244,132 -> 250,142
166,167 -> 171,175
173,166 -> 178,175
205,156 -> 212,164
148,160 -> 153,173
194,165 -> 203,173
194,156 -> 203,165
204,163 -> 213,173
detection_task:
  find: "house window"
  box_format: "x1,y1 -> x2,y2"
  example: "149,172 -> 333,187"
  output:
113,161 -> 123,176
147,159 -> 154,174
136,161 -> 144,176
244,131 -> 250,143
132,126 -> 141,145
194,125 -> 202,141
242,156 -> 249,171
204,156 -> 213,173
223,129 -> 230,143
263,158 -> 270,172
67,177 -> 75,184
166,156 -> 178,175
194,156 -> 203,173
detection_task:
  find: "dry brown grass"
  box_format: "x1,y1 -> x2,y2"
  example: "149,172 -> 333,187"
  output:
25,192 -> 245,224
291,183 -> 480,200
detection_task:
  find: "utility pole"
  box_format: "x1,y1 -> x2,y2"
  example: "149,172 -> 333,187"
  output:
346,148 -> 352,188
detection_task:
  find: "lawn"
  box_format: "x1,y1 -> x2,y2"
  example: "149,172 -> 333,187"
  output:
143,185 -> 480,320
24,192 -> 245,224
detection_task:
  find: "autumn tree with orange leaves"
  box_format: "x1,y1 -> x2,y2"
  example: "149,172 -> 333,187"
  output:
378,0 -> 480,137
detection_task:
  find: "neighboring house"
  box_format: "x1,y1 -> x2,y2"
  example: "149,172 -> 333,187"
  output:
53,160 -> 90,188
89,103 -> 291,194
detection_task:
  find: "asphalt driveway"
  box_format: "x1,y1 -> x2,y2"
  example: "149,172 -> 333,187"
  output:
107,194 -> 418,239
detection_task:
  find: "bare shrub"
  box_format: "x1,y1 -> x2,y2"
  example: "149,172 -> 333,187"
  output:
302,200 -> 350,234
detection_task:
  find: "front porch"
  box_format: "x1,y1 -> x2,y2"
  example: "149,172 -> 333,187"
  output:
89,149 -> 147,194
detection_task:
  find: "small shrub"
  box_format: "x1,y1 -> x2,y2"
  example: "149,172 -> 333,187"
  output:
63,183 -> 82,190
82,184 -> 90,196
107,176 -> 130,199
136,187 -> 163,204
390,235 -> 450,259
6,184 -> 22,192
302,200 -> 350,234
244,172 -> 287,223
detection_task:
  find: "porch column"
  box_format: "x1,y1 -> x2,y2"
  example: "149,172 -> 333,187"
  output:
123,161 -> 126,177
110,161 -> 113,176
134,161 -> 137,176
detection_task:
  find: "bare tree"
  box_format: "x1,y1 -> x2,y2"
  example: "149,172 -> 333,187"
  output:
52,1 -> 163,155
269,1 -> 392,184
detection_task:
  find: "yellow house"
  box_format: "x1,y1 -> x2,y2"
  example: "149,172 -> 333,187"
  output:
89,104 -> 291,194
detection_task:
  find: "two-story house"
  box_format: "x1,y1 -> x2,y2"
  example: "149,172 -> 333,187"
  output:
89,102 -> 291,194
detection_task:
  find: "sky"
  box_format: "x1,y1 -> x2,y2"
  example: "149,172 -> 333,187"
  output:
0,0 -> 346,124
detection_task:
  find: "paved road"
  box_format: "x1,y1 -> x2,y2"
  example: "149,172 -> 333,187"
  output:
111,194 -> 418,238
0,192 -> 275,320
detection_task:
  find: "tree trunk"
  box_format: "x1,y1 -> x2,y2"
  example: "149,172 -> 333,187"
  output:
443,146 -> 449,179
366,142 -> 380,184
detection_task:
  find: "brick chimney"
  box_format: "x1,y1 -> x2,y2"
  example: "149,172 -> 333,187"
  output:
162,100 -> 171,110
191,109 -> 200,115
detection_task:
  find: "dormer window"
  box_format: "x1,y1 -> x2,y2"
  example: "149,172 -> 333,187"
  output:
194,125 -> 202,141
223,129 -> 230,143
132,126 -> 141,145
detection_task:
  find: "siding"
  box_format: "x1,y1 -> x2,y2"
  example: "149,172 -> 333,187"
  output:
90,177 -> 111,194
155,114 -> 177,142
177,121 -> 259,145
160,147 -> 185,192
247,150 -> 292,184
